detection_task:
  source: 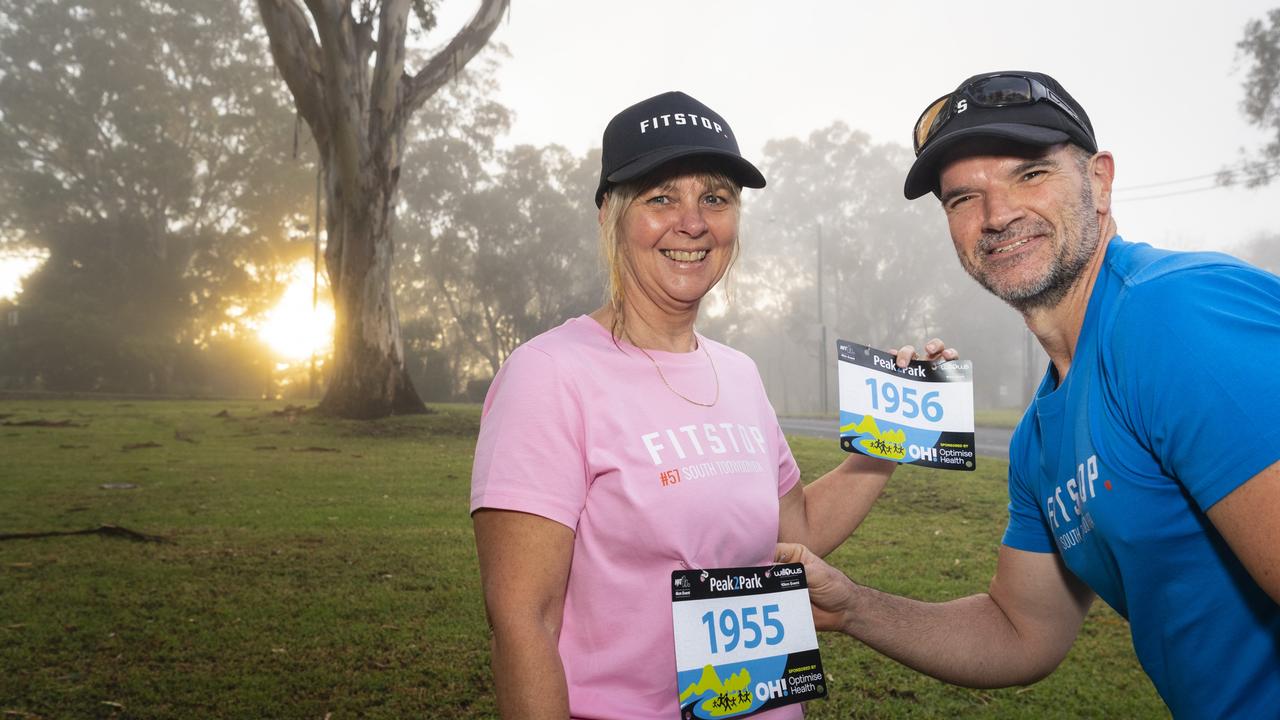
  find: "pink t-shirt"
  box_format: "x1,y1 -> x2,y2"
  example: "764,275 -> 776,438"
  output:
472,315 -> 802,720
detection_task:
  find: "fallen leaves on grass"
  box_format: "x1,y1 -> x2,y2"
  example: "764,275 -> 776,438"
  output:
253,445 -> 278,451
121,441 -> 161,451
57,444 -> 88,449
213,409 -> 232,418
100,483 -> 138,490
174,430 -> 198,444
291,446 -> 339,453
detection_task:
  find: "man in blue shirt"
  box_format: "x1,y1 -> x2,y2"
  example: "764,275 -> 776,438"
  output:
779,71 -> 1280,717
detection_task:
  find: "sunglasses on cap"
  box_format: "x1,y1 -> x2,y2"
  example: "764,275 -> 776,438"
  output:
912,74 -> 1091,156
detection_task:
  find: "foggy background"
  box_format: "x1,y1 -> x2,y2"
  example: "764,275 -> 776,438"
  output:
1,0 -> 1277,413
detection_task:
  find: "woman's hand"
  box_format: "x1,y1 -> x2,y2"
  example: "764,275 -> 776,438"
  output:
775,337 -> 960,555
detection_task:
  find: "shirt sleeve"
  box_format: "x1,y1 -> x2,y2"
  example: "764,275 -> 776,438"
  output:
1108,265 -> 1280,511
469,344 -> 590,531
774,421 -> 801,498
1002,446 -> 1058,553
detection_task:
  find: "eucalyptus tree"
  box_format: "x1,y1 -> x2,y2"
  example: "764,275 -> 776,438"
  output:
256,0 -> 508,417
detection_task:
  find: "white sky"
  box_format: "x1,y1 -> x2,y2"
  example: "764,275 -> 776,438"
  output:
3,1 -> 1276,302
439,0 -> 1280,254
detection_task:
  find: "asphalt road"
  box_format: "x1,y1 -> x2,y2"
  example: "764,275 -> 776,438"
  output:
779,417 -> 1014,461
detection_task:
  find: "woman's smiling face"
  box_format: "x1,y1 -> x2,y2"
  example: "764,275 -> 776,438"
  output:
618,170 -> 740,316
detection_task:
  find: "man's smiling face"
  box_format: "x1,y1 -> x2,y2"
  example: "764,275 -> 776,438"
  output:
938,142 -> 1101,313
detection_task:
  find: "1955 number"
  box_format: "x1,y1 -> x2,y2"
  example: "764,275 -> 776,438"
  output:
700,604 -> 785,654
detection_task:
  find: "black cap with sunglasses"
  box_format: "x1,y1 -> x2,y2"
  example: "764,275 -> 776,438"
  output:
904,71 -> 1097,200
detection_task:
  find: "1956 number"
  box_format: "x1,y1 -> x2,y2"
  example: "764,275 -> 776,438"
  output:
865,378 -> 943,421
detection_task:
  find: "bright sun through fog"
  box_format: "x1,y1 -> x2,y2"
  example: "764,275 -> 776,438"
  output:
0,248 -> 48,301
258,259 -> 334,361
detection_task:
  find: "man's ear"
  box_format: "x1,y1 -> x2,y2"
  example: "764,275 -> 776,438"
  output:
1090,151 -> 1116,213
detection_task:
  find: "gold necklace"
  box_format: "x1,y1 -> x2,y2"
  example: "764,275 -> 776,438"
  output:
630,336 -> 720,408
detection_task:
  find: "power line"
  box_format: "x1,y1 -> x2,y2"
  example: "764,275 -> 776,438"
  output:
1114,158 -> 1280,194
1113,171 -> 1224,193
1119,184 -> 1226,202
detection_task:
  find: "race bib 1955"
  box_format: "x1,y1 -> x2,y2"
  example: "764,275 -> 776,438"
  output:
672,563 -> 826,719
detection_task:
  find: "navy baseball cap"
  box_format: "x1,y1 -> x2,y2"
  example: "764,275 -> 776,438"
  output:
595,91 -> 766,207
904,71 -> 1097,199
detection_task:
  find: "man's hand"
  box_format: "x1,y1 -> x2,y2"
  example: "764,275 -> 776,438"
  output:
776,542 -> 1094,688
820,336 -> 962,499
776,543 -> 854,632
888,337 -> 959,368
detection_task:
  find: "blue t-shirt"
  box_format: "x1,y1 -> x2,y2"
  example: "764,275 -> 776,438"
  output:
1003,237 -> 1280,718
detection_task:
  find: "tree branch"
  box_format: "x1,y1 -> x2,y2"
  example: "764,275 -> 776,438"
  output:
304,0 -> 365,200
371,0 -> 411,148
255,0 -> 327,136
402,0 -> 508,118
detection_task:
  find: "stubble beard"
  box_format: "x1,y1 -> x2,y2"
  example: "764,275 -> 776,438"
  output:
961,181 -> 1100,314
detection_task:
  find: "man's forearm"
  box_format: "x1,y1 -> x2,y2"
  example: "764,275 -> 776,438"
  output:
838,579 -> 1067,688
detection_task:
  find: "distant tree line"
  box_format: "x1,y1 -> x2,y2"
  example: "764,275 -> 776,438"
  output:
1,0 -> 1275,411
0,0 -> 312,395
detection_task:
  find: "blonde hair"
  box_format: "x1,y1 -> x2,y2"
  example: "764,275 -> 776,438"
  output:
598,165 -> 743,342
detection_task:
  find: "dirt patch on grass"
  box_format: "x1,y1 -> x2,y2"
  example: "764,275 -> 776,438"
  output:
3,418 -> 87,428
339,414 -> 479,439
0,524 -> 170,543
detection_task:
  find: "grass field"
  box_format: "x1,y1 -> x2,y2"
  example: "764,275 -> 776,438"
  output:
972,408 -> 1025,429
0,400 -> 1166,719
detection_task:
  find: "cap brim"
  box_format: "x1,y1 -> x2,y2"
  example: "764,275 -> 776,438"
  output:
903,123 -> 1071,200
607,146 -> 766,191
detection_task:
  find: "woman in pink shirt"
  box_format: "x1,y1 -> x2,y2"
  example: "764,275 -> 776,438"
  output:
471,91 -> 954,719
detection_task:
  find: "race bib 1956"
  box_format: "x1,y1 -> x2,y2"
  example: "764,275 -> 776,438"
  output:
837,339 -> 976,471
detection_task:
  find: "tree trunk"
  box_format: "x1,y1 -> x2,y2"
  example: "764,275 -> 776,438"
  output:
318,168 -> 425,418
256,0 -> 509,419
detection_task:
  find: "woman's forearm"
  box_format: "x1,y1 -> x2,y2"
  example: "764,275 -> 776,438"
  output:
490,622 -> 571,719
779,453 -> 893,556
474,509 -> 576,719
